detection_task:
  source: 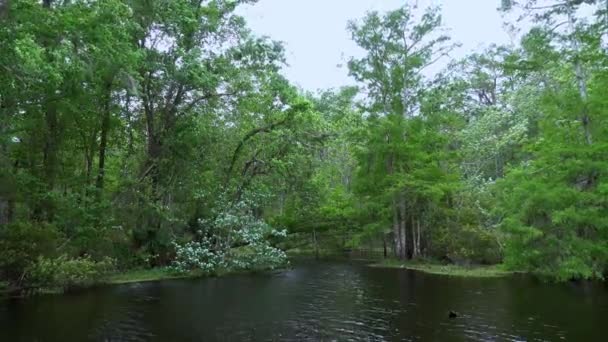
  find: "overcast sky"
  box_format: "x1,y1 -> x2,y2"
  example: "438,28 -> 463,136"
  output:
238,0 -> 514,92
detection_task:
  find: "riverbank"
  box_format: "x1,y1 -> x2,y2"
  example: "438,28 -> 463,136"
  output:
370,259 -> 513,278
286,248 -> 345,258
0,269 -> 206,297
1,265 -> 289,298
106,267 -> 274,285
107,268 -> 202,285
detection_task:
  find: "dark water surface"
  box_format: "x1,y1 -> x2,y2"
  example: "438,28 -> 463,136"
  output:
1,260 -> 607,341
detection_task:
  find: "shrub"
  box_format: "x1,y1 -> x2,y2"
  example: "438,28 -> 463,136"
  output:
170,218 -> 289,273
436,225 -> 503,265
227,244 -> 288,271
26,255 -> 115,291
170,239 -> 226,274
170,194 -> 289,274
0,222 -> 61,281
228,226 -> 289,271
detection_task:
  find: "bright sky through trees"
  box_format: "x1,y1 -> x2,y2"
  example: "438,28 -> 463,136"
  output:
240,0 -> 514,90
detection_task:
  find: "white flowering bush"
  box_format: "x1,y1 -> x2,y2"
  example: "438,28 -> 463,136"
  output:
171,193 -> 289,273
228,208 -> 289,270
172,194 -> 288,273
246,244 -> 288,270
171,239 -> 226,274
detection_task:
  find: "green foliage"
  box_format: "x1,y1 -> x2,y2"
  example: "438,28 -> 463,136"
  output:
0,223 -> 61,279
372,259 -> 512,278
497,131 -> 608,280
1,0 -> 607,286
433,225 -> 503,265
0,0 -> 303,287
26,255 -> 115,291
343,3 -> 477,262
493,2 -> 608,280
107,268 -> 186,285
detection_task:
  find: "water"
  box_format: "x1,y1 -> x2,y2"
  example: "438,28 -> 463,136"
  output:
1,259 -> 607,341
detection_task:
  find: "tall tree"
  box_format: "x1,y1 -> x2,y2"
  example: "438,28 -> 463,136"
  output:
347,4 -> 457,259
497,0 -> 608,279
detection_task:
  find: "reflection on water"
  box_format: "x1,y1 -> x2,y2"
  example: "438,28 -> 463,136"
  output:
1,259 -> 607,341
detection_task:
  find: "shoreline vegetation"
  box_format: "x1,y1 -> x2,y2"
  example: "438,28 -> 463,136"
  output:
1,267 -> 268,297
109,260 -> 514,287
369,259 -> 513,278
2,0 -> 607,291
2,257 -> 295,298
106,265 -> 282,286
287,249 -> 513,278
1,255 -> 513,298
289,249 -> 515,278
107,268 -> 201,285
0,269 -> 199,297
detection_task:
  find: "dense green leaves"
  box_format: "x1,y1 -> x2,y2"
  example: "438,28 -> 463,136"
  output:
0,0 -> 318,287
489,0 -> 608,280
1,0 -> 607,286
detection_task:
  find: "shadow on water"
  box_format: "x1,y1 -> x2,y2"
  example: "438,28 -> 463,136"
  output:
1,259 -> 607,341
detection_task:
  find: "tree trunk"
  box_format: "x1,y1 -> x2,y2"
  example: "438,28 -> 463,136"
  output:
412,217 -> 416,258
125,95 -> 134,155
399,194 -> 407,259
393,199 -> 403,259
39,0 -> 57,221
0,99 -> 13,226
312,228 -> 319,260
96,80 -> 113,192
43,106 -> 58,186
0,199 -> 8,226
567,4 -> 592,145
7,198 -> 14,224
140,98 -> 163,238
383,235 -> 387,258
42,99 -> 58,221
401,19 -> 411,119
416,218 -> 422,257
84,140 -> 94,184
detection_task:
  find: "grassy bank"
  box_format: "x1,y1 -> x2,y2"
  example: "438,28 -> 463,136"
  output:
285,248 -> 386,259
1,266 -> 283,298
1,270 -> 193,297
107,268 -> 202,285
370,259 -> 513,278
106,266 -> 273,286
285,248 -> 346,259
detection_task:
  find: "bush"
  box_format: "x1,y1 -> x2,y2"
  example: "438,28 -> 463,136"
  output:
26,255 -> 115,291
227,244 -> 288,271
0,222 -> 61,281
434,225 -> 503,265
227,216 -> 289,270
171,239 -> 226,274
170,217 -> 289,273
170,194 -> 289,274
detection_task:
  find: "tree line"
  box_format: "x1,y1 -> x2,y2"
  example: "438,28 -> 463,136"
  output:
1,0 -> 607,286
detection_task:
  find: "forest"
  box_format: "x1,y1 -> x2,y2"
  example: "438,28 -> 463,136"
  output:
1,0 -> 608,293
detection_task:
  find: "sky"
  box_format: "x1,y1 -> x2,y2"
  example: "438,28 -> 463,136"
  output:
238,0 -> 515,92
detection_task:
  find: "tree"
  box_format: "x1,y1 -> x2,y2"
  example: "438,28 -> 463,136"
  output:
0,0 -> 324,285
347,4 -> 457,259
496,0 -> 608,279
